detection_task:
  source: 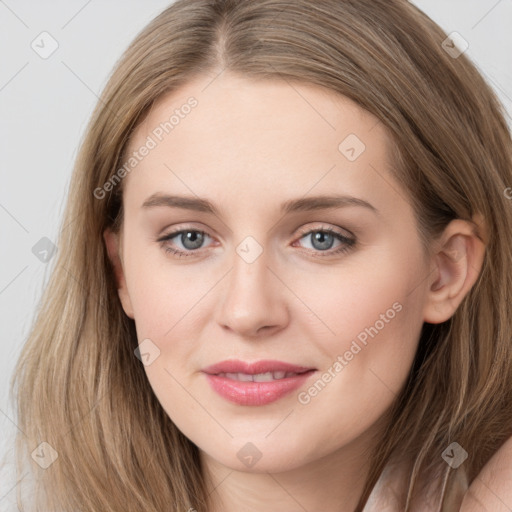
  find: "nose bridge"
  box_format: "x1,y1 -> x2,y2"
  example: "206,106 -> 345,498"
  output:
215,236 -> 288,336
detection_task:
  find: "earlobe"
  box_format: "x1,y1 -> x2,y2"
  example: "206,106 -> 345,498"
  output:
423,219 -> 487,324
103,228 -> 135,319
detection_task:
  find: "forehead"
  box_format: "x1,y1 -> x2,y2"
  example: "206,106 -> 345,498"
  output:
123,73 -> 408,219
131,73 -> 386,154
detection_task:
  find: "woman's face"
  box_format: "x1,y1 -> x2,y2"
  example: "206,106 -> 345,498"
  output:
109,73 -> 435,474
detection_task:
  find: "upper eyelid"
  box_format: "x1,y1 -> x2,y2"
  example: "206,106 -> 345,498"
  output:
296,224 -> 354,239
158,227 -> 210,241
159,224 -> 352,239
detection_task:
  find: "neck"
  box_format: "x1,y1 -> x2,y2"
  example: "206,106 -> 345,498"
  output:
200,422 -> 388,512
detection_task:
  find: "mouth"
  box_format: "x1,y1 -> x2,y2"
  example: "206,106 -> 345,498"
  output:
202,358 -> 316,376
215,369 -> 313,382
201,359 -> 317,406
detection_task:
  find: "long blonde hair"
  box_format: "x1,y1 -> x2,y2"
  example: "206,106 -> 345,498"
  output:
11,0 -> 512,510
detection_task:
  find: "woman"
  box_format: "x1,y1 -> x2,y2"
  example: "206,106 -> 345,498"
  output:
11,0 -> 512,510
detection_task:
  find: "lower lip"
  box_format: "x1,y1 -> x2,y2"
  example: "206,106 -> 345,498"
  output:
203,371 -> 316,406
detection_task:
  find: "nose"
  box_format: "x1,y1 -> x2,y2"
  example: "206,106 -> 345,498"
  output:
215,248 -> 290,338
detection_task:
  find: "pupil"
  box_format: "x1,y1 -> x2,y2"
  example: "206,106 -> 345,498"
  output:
183,231 -> 203,250
312,232 -> 333,250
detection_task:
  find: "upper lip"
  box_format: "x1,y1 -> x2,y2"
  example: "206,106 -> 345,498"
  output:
202,359 -> 316,375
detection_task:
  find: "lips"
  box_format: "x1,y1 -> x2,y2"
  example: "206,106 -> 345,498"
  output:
202,359 -> 317,406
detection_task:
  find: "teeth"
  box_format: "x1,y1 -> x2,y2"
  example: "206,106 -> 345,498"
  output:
234,372 -> 253,382
253,371 -> 282,382
217,371 -> 302,381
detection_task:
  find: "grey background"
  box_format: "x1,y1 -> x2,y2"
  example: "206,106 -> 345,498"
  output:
1,0 -> 511,507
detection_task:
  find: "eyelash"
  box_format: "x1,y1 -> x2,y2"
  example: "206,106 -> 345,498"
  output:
157,225 -> 356,259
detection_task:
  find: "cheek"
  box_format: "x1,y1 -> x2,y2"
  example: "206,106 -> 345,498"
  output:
296,252 -> 425,391
124,253 -> 210,428
123,250 -> 218,409
123,242 -> 210,338
288,268 -> 423,448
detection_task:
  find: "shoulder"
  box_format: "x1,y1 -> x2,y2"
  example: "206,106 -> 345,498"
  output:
459,435 -> 512,512
365,438 -> 512,512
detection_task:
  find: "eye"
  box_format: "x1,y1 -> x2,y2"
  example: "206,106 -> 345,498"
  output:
157,225 -> 356,259
294,226 -> 356,257
157,229 -> 213,258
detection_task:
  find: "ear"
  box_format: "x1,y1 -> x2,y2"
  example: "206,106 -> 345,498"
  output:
103,228 -> 134,319
423,216 -> 487,324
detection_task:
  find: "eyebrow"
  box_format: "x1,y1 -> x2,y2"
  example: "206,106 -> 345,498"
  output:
141,193 -> 379,216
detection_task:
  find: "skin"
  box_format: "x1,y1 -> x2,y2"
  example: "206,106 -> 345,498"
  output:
460,435 -> 512,511
104,73 -> 489,511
